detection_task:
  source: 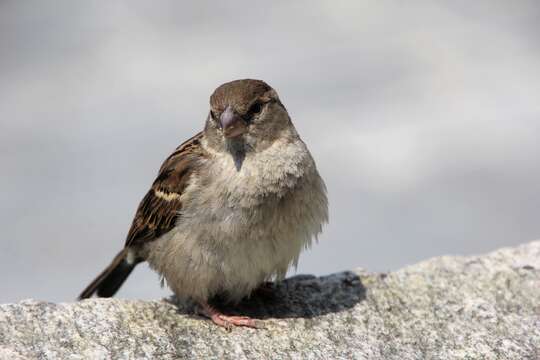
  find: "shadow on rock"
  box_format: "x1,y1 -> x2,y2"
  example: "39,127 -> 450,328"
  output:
166,271 -> 366,320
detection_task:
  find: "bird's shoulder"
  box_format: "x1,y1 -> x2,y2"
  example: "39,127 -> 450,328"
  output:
125,131 -> 205,248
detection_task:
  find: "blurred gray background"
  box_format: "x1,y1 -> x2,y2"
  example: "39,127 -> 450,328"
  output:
1,1 -> 539,303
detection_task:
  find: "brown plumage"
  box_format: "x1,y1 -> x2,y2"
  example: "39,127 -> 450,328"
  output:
77,248 -> 132,299
79,80 -> 276,300
78,79 -> 328,329
210,79 -> 271,114
125,132 -> 204,247
122,78 -> 276,247
78,133 -> 205,299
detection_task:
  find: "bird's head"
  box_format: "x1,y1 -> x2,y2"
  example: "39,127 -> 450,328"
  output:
204,79 -> 295,153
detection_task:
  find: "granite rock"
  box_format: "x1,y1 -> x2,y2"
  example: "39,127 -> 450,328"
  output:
1,242 -> 539,359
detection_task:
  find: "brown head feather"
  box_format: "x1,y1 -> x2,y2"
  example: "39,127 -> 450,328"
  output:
210,79 -> 272,115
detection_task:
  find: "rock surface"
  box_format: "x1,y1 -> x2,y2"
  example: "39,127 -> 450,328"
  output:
1,242 -> 539,360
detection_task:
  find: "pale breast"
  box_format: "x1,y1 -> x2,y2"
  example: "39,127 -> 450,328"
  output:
146,137 -> 328,302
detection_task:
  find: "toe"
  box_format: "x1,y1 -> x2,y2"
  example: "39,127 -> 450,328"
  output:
222,315 -> 262,328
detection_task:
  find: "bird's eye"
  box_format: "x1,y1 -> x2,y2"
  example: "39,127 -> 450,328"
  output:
245,102 -> 262,122
242,102 -> 262,124
249,102 -> 262,115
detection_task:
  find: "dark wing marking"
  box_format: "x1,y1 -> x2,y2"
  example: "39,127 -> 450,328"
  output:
125,132 -> 204,247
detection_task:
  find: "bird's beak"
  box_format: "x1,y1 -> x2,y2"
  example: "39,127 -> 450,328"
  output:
220,105 -> 247,138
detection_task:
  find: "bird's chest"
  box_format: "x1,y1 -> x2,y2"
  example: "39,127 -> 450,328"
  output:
199,154 -> 288,226
147,141 -> 324,302
178,147 -> 309,243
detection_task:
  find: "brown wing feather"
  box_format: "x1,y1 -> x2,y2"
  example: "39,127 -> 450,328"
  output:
125,132 -> 204,247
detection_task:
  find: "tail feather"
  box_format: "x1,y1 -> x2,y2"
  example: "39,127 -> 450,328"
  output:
78,249 -> 137,300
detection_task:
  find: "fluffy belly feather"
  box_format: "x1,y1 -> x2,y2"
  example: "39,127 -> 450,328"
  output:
147,180 -> 323,302
145,138 -> 328,302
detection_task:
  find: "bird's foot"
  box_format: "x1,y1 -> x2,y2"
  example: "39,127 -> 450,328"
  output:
198,302 -> 261,330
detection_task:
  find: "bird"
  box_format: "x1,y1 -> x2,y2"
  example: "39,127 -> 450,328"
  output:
78,79 -> 328,329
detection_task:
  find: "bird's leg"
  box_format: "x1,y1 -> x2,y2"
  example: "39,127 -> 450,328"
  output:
198,301 -> 260,330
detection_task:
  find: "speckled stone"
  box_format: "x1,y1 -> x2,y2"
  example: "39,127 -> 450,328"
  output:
1,242 -> 539,359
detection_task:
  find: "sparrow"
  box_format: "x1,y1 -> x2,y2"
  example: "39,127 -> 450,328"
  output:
78,79 -> 328,329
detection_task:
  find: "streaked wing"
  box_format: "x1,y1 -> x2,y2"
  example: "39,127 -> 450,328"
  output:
125,132 -> 204,247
